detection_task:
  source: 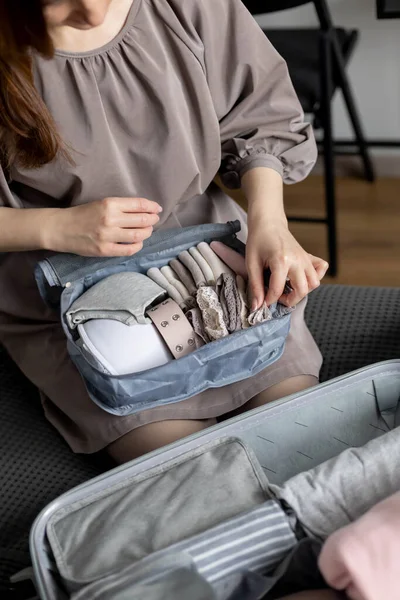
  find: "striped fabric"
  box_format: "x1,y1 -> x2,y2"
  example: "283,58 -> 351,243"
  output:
71,501 -> 297,600
169,500 -> 297,583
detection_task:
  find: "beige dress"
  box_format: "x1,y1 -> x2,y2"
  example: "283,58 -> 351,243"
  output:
0,0 -> 322,453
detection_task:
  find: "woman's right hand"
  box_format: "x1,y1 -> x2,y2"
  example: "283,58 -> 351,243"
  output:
42,197 -> 162,257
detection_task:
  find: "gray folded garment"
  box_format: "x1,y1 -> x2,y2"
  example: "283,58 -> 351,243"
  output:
66,272 -> 166,329
71,558 -> 216,600
46,438 -> 272,589
271,426 -> 400,540
72,500 -> 296,600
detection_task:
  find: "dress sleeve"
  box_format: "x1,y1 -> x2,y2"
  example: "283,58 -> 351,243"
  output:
195,0 -> 317,188
0,166 -> 17,207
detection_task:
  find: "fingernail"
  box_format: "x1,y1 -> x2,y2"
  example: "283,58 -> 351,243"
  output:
251,300 -> 259,312
157,206 -> 163,213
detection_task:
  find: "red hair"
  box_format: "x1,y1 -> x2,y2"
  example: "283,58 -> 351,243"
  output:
0,0 -> 67,169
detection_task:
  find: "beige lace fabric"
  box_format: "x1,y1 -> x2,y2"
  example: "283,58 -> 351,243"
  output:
196,287 -> 229,341
248,304 -> 274,327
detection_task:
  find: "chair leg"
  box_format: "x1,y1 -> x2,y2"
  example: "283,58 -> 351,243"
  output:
314,0 -> 375,183
320,32 -> 338,277
331,38 -> 376,183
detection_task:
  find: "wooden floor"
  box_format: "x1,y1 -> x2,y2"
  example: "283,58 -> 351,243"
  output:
226,176 -> 400,288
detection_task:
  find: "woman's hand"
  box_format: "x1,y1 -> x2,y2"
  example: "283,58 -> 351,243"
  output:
41,197 -> 162,257
246,219 -> 329,310
241,167 -> 328,310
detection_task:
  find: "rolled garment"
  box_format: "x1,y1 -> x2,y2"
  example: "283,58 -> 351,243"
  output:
197,242 -> 234,280
160,266 -> 196,309
271,427 -> 400,540
66,272 -> 166,329
210,241 -> 248,280
215,273 -> 242,333
248,303 -> 273,327
161,266 -> 191,301
147,268 -> 185,307
210,243 -> 293,299
236,276 -> 249,323
248,302 -> 292,326
319,491 -> 400,600
179,250 -> 206,288
236,275 -> 250,329
186,307 -> 211,345
189,247 -> 215,285
196,286 -> 229,340
170,259 -> 197,296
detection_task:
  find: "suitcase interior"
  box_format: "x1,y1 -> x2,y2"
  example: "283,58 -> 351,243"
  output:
30,360 -> 400,599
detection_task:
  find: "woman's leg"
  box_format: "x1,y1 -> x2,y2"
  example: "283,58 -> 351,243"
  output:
108,418 -> 217,463
244,375 -> 318,411
0,313 -> 218,457
226,375 -> 318,418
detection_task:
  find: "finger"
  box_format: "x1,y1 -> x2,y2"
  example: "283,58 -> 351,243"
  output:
264,261 -> 289,307
113,226 -> 153,244
309,254 -> 329,280
98,242 -> 144,258
282,267 -> 309,307
117,197 -> 163,214
115,212 -> 160,228
305,266 -> 321,292
246,253 -> 266,311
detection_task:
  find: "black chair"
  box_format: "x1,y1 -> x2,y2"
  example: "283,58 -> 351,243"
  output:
243,0 -> 376,276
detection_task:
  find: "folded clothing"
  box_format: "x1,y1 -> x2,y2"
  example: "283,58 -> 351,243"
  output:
179,250 -> 207,288
170,259 -> 197,296
271,426 -> 400,540
210,241 -> 248,280
197,242 -> 234,281
236,275 -> 250,329
216,274 -> 242,333
319,490 -> 400,600
189,247 -> 216,285
147,267 -> 189,309
71,558 -> 216,600
160,265 -> 195,308
196,286 -> 229,341
71,500 -> 297,600
45,438 -> 272,588
67,272 -> 166,329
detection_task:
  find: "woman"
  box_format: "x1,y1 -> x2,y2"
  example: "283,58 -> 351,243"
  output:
0,0 -> 326,462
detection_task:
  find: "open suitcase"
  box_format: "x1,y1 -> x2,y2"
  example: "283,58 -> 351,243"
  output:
29,360 -> 400,599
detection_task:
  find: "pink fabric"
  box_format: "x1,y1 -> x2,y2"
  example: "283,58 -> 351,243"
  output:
210,241 -> 248,280
319,491 -> 400,600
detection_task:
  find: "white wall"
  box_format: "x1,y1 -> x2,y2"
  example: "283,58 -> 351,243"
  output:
256,0 -> 400,140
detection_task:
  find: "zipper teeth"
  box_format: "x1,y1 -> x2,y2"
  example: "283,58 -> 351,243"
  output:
62,223 -> 240,285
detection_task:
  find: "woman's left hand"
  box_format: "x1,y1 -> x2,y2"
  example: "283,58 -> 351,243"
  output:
246,220 -> 329,310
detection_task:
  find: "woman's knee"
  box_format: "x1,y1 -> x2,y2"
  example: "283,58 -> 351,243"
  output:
246,375 -> 318,410
107,418 -> 216,464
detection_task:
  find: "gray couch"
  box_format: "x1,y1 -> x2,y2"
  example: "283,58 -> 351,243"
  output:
1,284 -> 400,596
